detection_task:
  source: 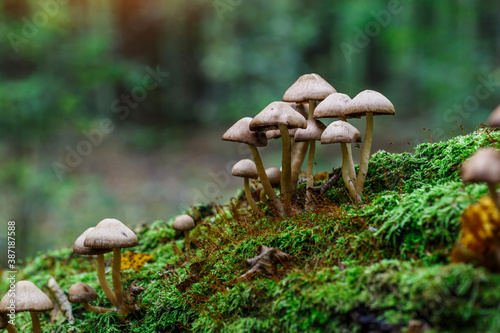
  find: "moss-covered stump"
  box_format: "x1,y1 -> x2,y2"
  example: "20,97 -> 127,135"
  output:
2,128 -> 500,332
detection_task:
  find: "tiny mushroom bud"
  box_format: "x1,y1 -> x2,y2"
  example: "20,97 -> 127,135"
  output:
0,281 -> 54,333
173,215 -> 196,258
232,159 -> 260,214
68,282 -> 113,313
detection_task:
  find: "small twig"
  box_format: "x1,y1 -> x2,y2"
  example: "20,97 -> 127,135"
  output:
308,171 -> 338,196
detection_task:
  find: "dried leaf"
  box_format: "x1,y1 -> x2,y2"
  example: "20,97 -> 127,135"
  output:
46,276 -> 74,324
121,252 -> 155,271
237,246 -> 291,281
122,284 -> 146,313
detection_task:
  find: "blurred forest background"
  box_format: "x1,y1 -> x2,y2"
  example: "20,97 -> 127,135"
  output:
0,0 -> 499,266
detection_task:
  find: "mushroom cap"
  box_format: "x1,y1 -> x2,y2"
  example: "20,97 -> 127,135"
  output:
321,120 -> 362,144
344,90 -> 395,117
294,119 -> 327,142
288,102 -> 309,118
222,117 -> 267,147
0,281 -> 54,313
249,101 -> 307,132
265,167 -> 281,188
68,282 -> 98,303
232,159 -> 258,179
460,148 -> 500,183
73,228 -> 112,255
172,214 -> 196,232
266,128 -> 297,140
84,218 -> 138,249
314,93 -> 353,119
488,104 -> 500,128
282,73 -> 337,103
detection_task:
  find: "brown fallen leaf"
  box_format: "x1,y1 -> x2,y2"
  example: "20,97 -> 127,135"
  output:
237,245 -> 291,281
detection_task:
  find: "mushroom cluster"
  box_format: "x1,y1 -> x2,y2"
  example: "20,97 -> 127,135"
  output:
223,73 -> 395,213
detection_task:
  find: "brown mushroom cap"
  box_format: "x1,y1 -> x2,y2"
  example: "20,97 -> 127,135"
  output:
172,215 -> 196,232
314,93 -> 353,119
488,105 -> 500,128
68,282 -> 98,303
222,117 -> 267,147
232,159 -> 258,179
294,119 -> 326,142
460,148 -> 500,183
0,281 -> 54,313
249,101 -> 307,132
282,73 -> 336,103
344,90 -> 395,117
321,120 -> 362,144
84,218 -> 138,249
73,228 -> 112,255
265,167 -> 281,188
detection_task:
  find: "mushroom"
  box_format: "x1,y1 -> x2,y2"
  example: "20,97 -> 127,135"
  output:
84,218 -> 138,308
0,281 -> 54,333
460,148 -> 500,211
249,101 -> 307,209
259,167 -> 281,203
68,282 -> 113,314
173,214 -> 196,258
314,93 -> 357,183
321,120 -> 362,202
487,104 -> 500,127
222,117 -> 283,213
232,159 -> 260,214
73,228 -> 118,308
344,90 -> 395,199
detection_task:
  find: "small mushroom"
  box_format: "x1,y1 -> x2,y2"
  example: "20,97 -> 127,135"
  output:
73,228 -> 117,308
68,282 -> 113,313
260,167 -> 281,203
173,215 -> 196,258
232,159 -> 260,214
0,281 -> 54,333
461,148 -> 500,210
84,219 -> 138,308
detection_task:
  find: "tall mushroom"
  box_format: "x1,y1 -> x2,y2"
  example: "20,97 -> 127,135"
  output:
249,101 -> 307,209
283,74 -> 336,191
232,159 -> 260,214
461,148 -> 500,211
84,218 -> 138,308
222,117 -> 282,213
73,228 -> 118,308
68,282 -> 114,314
173,214 -> 196,258
321,120 -> 362,202
344,90 -> 395,199
0,281 -> 54,333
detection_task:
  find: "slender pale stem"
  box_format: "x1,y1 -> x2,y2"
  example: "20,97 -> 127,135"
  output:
260,189 -> 267,203
308,100 -> 316,119
278,124 -> 293,207
341,143 -> 360,201
112,248 -> 123,307
339,116 -> 356,182
355,113 -> 373,198
30,312 -> 41,333
244,177 -> 260,214
306,141 -> 316,189
81,302 -> 114,313
184,231 -> 191,259
488,183 -> 500,211
249,145 -> 283,214
291,141 -> 309,193
97,254 -> 118,308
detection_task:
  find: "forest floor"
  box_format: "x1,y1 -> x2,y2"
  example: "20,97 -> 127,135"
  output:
2,127 -> 499,332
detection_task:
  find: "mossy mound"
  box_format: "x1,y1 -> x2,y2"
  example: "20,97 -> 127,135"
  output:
3,128 -> 500,332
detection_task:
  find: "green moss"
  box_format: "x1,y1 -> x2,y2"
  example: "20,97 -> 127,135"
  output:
3,129 -> 500,332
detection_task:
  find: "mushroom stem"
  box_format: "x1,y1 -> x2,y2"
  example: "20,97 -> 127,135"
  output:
355,112 -> 373,198
260,189 -> 267,203
248,145 -> 283,214
291,141 -> 309,193
184,230 -> 191,259
81,302 -> 114,313
487,183 -> 500,211
338,116 -> 356,181
96,254 -> 118,308
341,143 -> 361,202
278,124 -> 293,210
308,100 -> 316,119
30,312 -> 41,333
5,323 -> 17,333
306,141 -> 316,189
243,177 -> 260,214
112,248 -> 123,307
